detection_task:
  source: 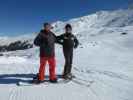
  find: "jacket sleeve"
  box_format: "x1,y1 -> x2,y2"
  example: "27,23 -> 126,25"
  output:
34,33 -> 42,46
52,33 -> 58,43
74,35 -> 79,48
56,34 -> 64,45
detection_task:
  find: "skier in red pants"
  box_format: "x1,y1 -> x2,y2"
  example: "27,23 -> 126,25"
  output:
33,23 -> 58,84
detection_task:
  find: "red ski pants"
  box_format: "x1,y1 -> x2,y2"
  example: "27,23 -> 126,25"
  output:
38,57 -> 56,81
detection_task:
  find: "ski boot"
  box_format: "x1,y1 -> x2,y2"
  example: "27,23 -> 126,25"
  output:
32,73 -> 43,84
62,73 -> 75,80
49,79 -> 58,83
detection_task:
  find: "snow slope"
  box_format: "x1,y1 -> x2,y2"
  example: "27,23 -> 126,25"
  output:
0,9 -> 133,100
52,9 -> 133,34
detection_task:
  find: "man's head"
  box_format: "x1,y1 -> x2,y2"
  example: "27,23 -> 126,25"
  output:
43,23 -> 52,31
65,24 -> 72,34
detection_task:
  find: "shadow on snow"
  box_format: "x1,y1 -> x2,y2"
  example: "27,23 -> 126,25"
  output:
0,74 -> 62,85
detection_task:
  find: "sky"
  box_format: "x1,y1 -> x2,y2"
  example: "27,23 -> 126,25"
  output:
0,0 -> 129,36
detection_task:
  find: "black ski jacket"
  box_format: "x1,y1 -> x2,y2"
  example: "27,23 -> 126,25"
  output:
34,30 -> 57,57
57,33 -> 79,52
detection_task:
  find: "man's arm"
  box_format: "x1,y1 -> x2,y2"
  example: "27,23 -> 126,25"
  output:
74,36 -> 79,48
34,32 -> 42,46
56,34 -> 64,45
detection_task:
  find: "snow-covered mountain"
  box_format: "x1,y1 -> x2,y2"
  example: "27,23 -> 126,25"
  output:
0,9 -> 132,51
52,9 -> 133,33
0,35 -> 34,52
0,9 -> 133,52
0,9 -> 133,100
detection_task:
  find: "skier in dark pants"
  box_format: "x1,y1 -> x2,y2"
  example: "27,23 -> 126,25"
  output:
57,24 -> 79,79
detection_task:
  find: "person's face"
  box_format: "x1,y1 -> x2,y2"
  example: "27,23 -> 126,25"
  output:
44,24 -> 51,31
65,27 -> 72,33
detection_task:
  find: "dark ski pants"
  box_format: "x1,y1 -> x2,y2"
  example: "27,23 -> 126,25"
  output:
38,57 -> 57,81
63,50 -> 73,76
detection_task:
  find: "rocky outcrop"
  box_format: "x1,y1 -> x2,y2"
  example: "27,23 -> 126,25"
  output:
0,40 -> 33,52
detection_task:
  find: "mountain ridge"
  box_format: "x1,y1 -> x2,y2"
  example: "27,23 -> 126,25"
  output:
0,9 -> 133,52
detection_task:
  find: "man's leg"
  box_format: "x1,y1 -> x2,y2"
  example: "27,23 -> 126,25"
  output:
38,57 -> 47,81
67,52 -> 73,75
63,54 -> 71,77
48,57 -> 57,81
63,56 -> 68,75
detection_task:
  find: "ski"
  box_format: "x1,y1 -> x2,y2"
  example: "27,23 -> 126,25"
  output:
16,74 -> 94,87
17,79 -> 71,86
16,80 -> 49,86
